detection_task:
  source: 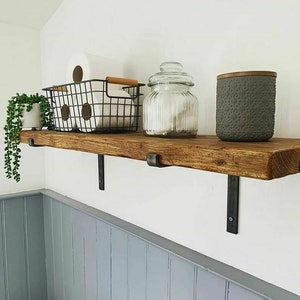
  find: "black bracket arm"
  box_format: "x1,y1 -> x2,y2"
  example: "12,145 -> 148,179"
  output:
146,153 -> 168,168
28,138 -> 43,147
227,175 -> 240,234
146,155 -> 240,234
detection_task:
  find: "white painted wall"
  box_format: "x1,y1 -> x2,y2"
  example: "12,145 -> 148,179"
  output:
0,22 -> 45,194
41,0 -> 300,295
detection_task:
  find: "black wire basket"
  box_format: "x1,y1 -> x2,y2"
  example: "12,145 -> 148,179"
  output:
43,77 -> 144,133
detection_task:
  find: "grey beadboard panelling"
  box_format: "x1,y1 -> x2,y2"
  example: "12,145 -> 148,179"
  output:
43,196 -> 55,300
25,196 -> 47,300
127,236 -> 147,300
146,244 -> 170,299
72,208 -> 86,300
169,254 -> 195,300
82,213 -> 98,300
42,189 -> 298,300
62,203 -> 74,300
1,190 -> 299,300
96,220 -> 111,300
228,283 -> 266,300
4,197 -> 27,299
0,195 -> 47,300
52,199 -> 65,300
196,266 -> 227,299
41,194 -> 281,300
111,227 -> 128,300
0,200 -> 7,299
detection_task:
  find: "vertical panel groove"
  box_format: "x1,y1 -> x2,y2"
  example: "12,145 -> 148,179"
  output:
225,281 -> 230,300
1,200 -> 9,300
83,237 -> 86,300
193,266 -> 198,300
0,201 -> 5,300
23,198 -> 30,300
96,222 -> 99,300
60,204 -> 66,300
50,199 -> 56,299
72,209 -> 75,292
168,254 -> 171,300
110,227 -> 112,300
127,235 -> 129,300
96,220 -> 112,300
145,244 -> 148,300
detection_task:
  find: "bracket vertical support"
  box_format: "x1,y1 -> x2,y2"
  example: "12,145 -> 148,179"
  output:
146,153 -> 168,168
227,175 -> 240,234
28,138 -> 43,147
98,154 -> 105,191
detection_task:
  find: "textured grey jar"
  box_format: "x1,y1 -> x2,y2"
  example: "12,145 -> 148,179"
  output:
216,71 -> 277,142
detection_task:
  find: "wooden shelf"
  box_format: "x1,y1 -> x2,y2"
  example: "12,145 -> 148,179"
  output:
20,130 -> 300,180
20,130 -> 300,234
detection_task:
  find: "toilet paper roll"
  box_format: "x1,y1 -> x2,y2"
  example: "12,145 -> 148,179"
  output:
74,90 -> 135,132
66,53 -> 123,90
52,92 -> 76,131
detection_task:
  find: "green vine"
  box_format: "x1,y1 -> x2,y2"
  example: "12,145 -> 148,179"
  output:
4,93 -> 53,182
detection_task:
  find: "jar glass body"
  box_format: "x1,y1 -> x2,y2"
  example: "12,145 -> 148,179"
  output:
143,83 -> 198,137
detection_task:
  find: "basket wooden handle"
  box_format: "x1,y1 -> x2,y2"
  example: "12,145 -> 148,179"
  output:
52,85 -> 68,92
106,76 -> 139,86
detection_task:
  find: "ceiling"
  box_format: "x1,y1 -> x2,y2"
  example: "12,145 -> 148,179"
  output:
0,0 -> 63,30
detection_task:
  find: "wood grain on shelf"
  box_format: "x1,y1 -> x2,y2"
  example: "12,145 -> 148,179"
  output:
20,130 -> 300,180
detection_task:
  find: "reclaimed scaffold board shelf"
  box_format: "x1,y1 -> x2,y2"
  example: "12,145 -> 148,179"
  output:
20,130 -> 300,234
20,130 -> 300,180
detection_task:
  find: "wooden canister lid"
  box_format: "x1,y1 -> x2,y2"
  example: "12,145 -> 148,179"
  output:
217,71 -> 277,80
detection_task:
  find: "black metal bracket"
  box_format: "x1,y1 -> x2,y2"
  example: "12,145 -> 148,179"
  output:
145,154 -> 240,234
98,154 -> 105,191
28,138 -> 43,147
227,175 -> 240,234
146,153 -> 168,168
98,153 -> 168,191
26,140 -> 241,234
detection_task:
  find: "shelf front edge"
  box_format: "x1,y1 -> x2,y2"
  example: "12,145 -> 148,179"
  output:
20,131 -> 300,180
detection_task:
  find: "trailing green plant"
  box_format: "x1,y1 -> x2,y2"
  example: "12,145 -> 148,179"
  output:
4,93 -> 53,182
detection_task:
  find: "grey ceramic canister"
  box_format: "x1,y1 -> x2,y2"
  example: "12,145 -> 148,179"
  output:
216,71 -> 277,142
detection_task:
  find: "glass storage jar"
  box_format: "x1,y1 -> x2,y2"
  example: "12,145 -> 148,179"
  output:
143,61 -> 198,137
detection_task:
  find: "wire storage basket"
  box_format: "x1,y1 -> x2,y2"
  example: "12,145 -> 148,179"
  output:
43,77 -> 144,133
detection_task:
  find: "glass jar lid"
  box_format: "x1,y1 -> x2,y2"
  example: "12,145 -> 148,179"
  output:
148,61 -> 194,86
